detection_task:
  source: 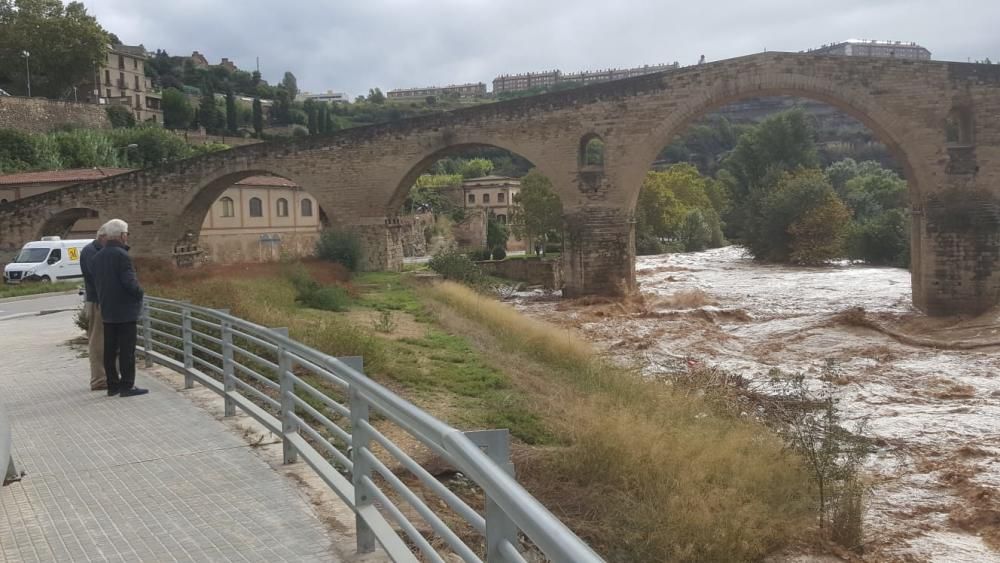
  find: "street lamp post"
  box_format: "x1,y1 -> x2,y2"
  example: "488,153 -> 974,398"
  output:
22,51 -> 31,97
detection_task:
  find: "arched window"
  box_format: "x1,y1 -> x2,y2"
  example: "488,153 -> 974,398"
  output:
249,197 -> 263,217
0,198 -> 7,204
219,197 -> 234,218
301,198 -> 313,217
276,198 -> 289,217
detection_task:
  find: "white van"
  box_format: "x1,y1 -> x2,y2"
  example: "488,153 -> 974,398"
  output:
3,237 -> 92,284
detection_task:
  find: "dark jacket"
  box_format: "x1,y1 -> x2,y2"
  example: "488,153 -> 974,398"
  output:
79,239 -> 103,303
93,240 -> 144,323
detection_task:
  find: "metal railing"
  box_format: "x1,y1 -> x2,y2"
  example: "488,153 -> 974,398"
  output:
139,296 -> 603,563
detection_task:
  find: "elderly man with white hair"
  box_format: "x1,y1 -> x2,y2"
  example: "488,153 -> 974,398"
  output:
79,224 -> 108,391
92,219 -> 148,397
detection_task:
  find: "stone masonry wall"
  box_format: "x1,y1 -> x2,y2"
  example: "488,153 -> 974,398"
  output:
477,258 -> 562,289
0,96 -> 110,133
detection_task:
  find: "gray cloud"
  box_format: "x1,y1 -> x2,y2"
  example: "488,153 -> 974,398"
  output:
84,0 -> 1000,97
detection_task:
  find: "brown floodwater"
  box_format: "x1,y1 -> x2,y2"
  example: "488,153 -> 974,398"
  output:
514,246 -> 1000,562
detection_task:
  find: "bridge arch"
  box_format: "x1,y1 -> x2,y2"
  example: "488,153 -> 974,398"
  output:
38,207 -> 104,240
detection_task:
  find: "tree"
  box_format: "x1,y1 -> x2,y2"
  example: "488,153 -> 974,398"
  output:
225,89 -> 237,133
744,169 -> 849,263
460,158 -> 493,179
487,214 -> 510,256
0,0 -> 109,98
281,71 -> 298,101
634,164 -> 724,252
161,87 -> 193,129
367,87 -> 385,104
304,99 -> 318,134
679,209 -> 713,252
252,98 -> 264,137
510,169 -> 562,250
198,87 -> 217,132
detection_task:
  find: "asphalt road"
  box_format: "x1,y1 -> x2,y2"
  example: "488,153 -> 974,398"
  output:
0,291 -> 83,322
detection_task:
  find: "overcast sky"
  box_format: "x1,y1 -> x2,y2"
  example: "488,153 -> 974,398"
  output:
83,0 -> 1000,98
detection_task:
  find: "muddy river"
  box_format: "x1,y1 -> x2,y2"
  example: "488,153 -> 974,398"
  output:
514,246 -> 1000,562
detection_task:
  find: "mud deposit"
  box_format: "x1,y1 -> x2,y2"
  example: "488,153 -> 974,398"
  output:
514,246 -> 1000,562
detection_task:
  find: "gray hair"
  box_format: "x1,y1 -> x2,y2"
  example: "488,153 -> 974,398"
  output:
100,219 -> 129,241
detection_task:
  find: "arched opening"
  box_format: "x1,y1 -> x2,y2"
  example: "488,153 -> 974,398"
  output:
38,208 -> 102,240
173,170 -> 330,265
580,134 -> 605,168
396,144 -> 563,267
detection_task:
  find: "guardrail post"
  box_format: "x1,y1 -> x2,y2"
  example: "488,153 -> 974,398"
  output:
349,380 -> 376,554
181,304 -> 194,389
273,327 -> 297,464
219,309 -> 234,417
466,429 -> 519,562
142,300 -> 152,368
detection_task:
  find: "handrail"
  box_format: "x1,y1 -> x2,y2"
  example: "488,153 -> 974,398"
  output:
139,296 -> 603,563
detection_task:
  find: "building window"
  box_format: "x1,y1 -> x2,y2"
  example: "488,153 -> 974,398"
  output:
468,194 -> 475,204
276,198 -> 289,217
0,199 -> 7,204
118,55 -> 124,69
483,193 -> 490,204
133,58 -> 138,70
104,69 -> 110,85
497,214 -> 507,224
249,197 -> 263,217
105,88 -> 111,99
119,72 -> 125,89
220,197 -> 234,217
135,94 -> 140,108
134,76 -> 140,90
301,199 -> 313,217
497,192 -> 505,203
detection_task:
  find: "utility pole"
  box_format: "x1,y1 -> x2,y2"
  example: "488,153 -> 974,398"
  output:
23,51 -> 31,97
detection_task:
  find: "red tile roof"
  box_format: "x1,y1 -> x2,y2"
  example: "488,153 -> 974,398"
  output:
0,168 -> 134,185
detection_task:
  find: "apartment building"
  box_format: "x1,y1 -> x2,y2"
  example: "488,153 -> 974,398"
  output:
492,62 -> 678,94
83,44 -> 162,123
460,175 -> 525,251
387,82 -> 487,100
809,40 -> 931,60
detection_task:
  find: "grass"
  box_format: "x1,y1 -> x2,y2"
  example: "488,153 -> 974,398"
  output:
0,281 -> 79,299
421,281 -> 816,561
145,262 -> 818,561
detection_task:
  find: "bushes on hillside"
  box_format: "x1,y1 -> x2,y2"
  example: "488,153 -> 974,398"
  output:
316,229 -> 361,271
428,249 -> 483,285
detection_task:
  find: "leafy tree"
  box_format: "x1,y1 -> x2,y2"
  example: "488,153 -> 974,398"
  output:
0,0 -> 108,98
161,88 -> 192,129
460,158 -> 493,179
252,97 -> 263,137
845,209 -> 910,267
316,103 -> 328,134
634,164 -> 724,253
487,214 -> 510,256
510,169 -> 562,249
0,129 -> 38,171
304,99 -> 318,134
745,169 -> 848,263
105,105 -> 135,129
225,89 -> 237,132
367,87 -> 385,104
679,209 -> 713,252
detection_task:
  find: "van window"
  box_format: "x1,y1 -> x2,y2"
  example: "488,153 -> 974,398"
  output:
48,249 -> 62,263
14,248 -> 50,263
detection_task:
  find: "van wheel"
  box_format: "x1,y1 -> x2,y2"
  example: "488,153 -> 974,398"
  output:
40,276 -> 51,283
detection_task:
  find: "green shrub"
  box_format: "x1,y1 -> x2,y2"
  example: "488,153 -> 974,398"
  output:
636,233 -> 666,256
0,129 -> 38,171
298,285 -> 351,312
491,246 -> 507,260
105,105 -> 136,128
316,229 -> 362,271
467,248 -> 491,262
428,249 -> 484,285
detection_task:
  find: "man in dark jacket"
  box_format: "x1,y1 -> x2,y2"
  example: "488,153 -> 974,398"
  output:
92,219 -> 148,397
79,227 -> 107,391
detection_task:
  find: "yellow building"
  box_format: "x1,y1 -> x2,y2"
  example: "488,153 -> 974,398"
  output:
461,175 -> 525,251
84,44 -> 163,124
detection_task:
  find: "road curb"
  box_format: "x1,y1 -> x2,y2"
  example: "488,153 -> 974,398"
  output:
0,290 -> 79,304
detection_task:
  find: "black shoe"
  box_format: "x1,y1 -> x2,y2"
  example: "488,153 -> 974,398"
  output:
119,387 -> 148,397
107,387 -> 120,396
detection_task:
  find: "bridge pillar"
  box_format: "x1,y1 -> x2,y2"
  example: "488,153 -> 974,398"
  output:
561,206 -> 636,297
348,218 -> 404,272
914,187 -> 1000,316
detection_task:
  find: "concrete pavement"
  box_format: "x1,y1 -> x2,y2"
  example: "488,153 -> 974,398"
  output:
0,306 -> 346,562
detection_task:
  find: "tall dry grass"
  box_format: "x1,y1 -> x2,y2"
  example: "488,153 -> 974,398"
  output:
423,281 -> 815,561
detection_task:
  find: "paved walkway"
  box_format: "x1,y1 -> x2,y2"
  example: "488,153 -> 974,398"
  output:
0,308 -> 341,562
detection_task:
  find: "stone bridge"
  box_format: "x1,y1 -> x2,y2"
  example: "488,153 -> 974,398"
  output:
1,52 -> 999,316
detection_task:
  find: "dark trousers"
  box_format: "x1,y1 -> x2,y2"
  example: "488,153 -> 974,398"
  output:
104,322 -> 137,391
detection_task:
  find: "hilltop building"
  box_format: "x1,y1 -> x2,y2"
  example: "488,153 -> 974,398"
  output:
82,44 -> 163,123
297,91 -> 350,104
387,82 -> 487,100
492,62 -> 679,94
808,40 -> 931,60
